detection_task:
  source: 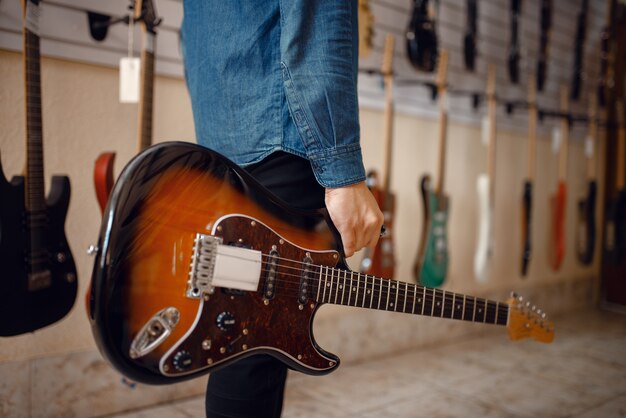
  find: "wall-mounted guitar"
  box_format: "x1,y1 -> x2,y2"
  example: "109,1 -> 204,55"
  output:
414,50 -> 449,288
576,95 -> 598,265
406,0 -> 438,72
93,0 -> 160,213
604,100 -> 626,264
88,141 -> 554,384
463,0 -> 478,72
474,65 -> 497,283
536,0 -> 552,91
508,0 -> 522,84
358,0 -> 374,59
521,75 -> 538,276
570,0 -> 588,101
548,86 -> 570,271
360,35 -> 396,279
0,0 -> 77,336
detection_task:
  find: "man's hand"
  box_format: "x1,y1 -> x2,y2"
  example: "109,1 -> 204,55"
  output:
325,181 -> 384,258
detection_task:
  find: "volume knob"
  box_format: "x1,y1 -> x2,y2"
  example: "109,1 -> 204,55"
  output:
216,312 -> 236,331
172,350 -> 193,371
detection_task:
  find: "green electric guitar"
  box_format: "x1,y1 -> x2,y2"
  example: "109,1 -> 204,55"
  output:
414,50 -> 449,287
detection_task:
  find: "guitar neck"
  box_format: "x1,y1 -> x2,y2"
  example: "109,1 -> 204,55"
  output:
315,266 -> 508,326
435,50 -> 449,196
527,76 -> 537,180
587,95 -> 597,180
558,86 -> 569,182
138,32 -> 155,152
617,101 -> 625,189
486,64 -> 497,199
23,1 -> 45,212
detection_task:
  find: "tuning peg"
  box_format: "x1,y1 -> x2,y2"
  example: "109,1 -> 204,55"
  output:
532,305 -> 536,312
511,291 -> 518,298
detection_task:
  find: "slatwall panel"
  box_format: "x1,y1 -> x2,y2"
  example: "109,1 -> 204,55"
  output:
0,0 -> 608,137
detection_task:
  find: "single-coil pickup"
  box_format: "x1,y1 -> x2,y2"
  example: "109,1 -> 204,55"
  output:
263,248 -> 279,300
299,253 -> 314,304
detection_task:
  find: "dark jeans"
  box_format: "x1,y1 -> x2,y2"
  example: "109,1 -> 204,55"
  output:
205,151 -> 325,418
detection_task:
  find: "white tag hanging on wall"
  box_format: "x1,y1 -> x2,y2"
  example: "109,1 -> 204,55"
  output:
585,135 -> 594,158
119,57 -> 141,103
481,116 -> 489,146
551,127 -> 561,155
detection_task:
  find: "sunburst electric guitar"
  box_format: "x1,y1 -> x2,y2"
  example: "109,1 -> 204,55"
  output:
548,86 -> 570,271
93,0 -> 159,213
414,51 -> 449,287
521,75 -> 538,276
88,141 -> 554,384
474,64 -> 497,283
0,0 -> 77,336
361,35 -> 396,279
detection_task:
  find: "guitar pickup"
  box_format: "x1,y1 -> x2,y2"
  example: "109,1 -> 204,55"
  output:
263,248 -> 279,300
187,234 -> 262,299
298,253 -> 314,304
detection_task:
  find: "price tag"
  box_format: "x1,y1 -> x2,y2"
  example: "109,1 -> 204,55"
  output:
551,127 -> 561,154
481,116 -> 489,146
119,57 -> 140,103
585,135 -> 594,158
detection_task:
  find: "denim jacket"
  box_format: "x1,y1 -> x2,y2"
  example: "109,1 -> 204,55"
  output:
181,0 -> 365,188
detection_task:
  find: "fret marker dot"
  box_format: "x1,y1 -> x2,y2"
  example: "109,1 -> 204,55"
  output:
479,309 -> 482,313
339,285 -> 343,289
367,290 -> 371,294
327,283 -> 330,287
457,305 -> 460,310
353,287 -> 356,292
418,298 -> 422,303
389,303 -> 393,307
436,302 -> 440,306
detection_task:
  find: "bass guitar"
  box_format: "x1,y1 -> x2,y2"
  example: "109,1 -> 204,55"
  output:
463,0 -> 478,72
88,141 -> 554,384
521,76 -> 537,276
604,100 -> 626,264
406,0 -> 438,73
548,86 -> 570,271
576,95 -> 598,265
0,0 -> 77,336
474,64 -> 497,283
536,0 -> 552,91
414,50 -> 449,287
94,0 -> 160,213
361,35 -> 396,279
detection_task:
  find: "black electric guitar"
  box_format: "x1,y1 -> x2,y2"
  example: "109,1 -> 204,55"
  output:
463,0 -> 478,71
406,0 -> 438,72
604,100 -> 626,264
576,96 -> 598,265
89,142 -> 554,384
0,0 -> 77,336
536,0 -> 552,91
521,76 -> 537,276
508,0 -> 522,84
570,0 -> 588,101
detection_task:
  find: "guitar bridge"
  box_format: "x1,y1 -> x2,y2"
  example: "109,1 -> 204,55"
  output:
187,233 -> 263,299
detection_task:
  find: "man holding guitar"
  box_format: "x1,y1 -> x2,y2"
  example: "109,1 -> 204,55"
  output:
180,1 -> 383,416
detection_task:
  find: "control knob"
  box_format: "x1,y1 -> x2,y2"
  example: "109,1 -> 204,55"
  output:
172,350 -> 193,371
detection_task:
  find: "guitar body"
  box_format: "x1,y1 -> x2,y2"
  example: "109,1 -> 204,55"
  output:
474,174 -> 492,283
0,163 -> 77,336
576,180 -> 596,265
94,152 -> 116,213
90,142 -> 344,384
360,171 -> 395,279
548,181 -> 567,271
520,180 -> 533,276
406,0 -> 438,72
414,175 -> 449,287
604,189 -> 626,265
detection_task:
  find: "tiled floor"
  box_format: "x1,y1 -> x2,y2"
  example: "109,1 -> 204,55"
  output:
107,309 -> 626,418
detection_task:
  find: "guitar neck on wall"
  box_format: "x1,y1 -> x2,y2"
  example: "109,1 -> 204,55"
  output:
93,0 -> 159,214
88,141 -> 554,385
548,85 -> 570,271
361,34 -> 396,279
521,75 -> 538,276
508,0 -> 521,83
536,0 -> 552,91
463,0 -> 478,71
414,50 -> 449,288
0,0 -> 77,336
474,64 -> 497,283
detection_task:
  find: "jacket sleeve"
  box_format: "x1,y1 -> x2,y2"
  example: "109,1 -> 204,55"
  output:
279,0 -> 366,188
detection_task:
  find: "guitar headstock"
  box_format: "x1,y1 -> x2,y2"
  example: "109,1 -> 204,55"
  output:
134,0 -> 161,34
358,0 -> 374,58
506,293 -> 554,343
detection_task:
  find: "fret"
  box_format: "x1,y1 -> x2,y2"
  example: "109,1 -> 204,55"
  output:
421,287 -> 426,315
355,272 -> 361,307
462,295 -> 467,320
472,297 -> 477,322
483,299 -> 488,323
362,274 -> 368,308
446,292 -> 456,319
429,288 -> 436,317
369,275 -> 375,308
328,268 -> 336,304
411,284 -> 417,314
333,268 -> 340,305
377,277 -> 383,310
393,282 -> 399,311
494,301 -> 499,325
340,269 -> 347,305
346,271 -> 353,306
385,279 -> 391,311
402,282 -> 408,313
322,266 -> 329,302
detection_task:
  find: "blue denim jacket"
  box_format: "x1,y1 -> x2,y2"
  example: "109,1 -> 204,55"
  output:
181,0 -> 366,188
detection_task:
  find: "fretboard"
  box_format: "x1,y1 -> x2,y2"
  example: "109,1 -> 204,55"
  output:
24,11 -> 45,212
313,266 -> 508,326
138,33 -> 155,152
